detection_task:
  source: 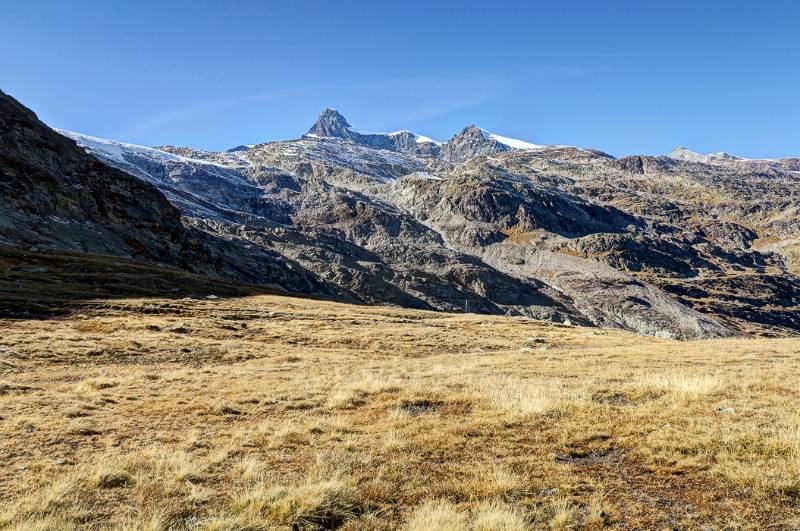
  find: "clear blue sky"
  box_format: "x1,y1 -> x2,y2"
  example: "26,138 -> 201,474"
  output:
2,0 -> 798,157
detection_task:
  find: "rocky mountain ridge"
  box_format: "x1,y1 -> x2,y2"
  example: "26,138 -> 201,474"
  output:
4,93 -> 799,338
304,108 -> 442,157
56,108 -> 800,336
667,145 -> 800,172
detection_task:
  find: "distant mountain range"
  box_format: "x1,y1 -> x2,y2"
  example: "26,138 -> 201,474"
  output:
302,108 -> 549,161
2,88 -> 798,337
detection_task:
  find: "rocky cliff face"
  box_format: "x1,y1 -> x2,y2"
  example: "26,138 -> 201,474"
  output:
0,90 -> 339,297
5,100 -> 799,338
0,90 -> 186,260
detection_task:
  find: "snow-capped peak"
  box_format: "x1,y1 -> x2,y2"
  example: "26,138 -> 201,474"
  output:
302,109 -> 443,155
447,125 -> 544,151
307,108 -> 441,145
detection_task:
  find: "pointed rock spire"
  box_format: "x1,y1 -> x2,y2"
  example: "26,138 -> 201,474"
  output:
308,108 -> 352,138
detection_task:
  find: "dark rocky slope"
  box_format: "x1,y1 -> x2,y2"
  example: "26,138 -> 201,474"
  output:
0,90 -> 335,297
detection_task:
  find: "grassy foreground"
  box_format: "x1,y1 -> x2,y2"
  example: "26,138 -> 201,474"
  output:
0,293 -> 798,530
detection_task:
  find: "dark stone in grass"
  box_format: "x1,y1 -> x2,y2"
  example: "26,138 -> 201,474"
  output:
97,472 -> 132,489
399,399 -> 444,416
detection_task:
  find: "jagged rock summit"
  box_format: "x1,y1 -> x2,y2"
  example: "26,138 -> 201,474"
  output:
307,108 -> 352,138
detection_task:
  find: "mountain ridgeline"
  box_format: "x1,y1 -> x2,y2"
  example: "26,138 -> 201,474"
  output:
2,89 -> 799,338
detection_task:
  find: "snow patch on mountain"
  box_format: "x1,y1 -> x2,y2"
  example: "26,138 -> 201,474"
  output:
54,129 -> 269,222
389,130 -> 441,145
487,132 -> 544,150
57,130 -> 229,168
408,171 -> 443,180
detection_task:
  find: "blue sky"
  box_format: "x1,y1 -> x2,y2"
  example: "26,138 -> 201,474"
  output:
2,0 -> 798,157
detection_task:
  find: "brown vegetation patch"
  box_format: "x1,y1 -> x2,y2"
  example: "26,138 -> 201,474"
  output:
0,294 -> 798,529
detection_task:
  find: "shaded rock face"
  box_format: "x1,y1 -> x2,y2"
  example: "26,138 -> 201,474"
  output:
658,272 -> 800,332
5,98 -> 799,338
0,89 -> 184,260
380,173 -> 639,247
610,156 -> 645,174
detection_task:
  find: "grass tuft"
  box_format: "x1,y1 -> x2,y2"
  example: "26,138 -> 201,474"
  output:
403,499 -> 468,531
230,476 -> 361,528
472,501 -> 528,531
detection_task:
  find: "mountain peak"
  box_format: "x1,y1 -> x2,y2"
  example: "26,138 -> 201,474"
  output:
308,108 -> 352,137
459,124 -> 485,136
668,145 -> 701,160
668,145 -> 743,163
440,125 -> 509,162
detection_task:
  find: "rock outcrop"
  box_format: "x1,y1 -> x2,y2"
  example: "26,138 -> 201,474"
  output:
440,125 -> 512,163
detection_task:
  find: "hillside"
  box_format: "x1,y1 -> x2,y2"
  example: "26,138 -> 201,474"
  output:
51,105 -> 799,339
0,89 -> 344,302
2,87 -> 797,338
0,256 -> 798,529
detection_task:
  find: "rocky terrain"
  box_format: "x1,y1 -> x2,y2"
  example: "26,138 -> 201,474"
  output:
0,90 -> 345,301
2,90 -> 798,338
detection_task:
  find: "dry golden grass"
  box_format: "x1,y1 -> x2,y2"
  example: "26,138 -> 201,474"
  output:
0,293 -> 799,529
